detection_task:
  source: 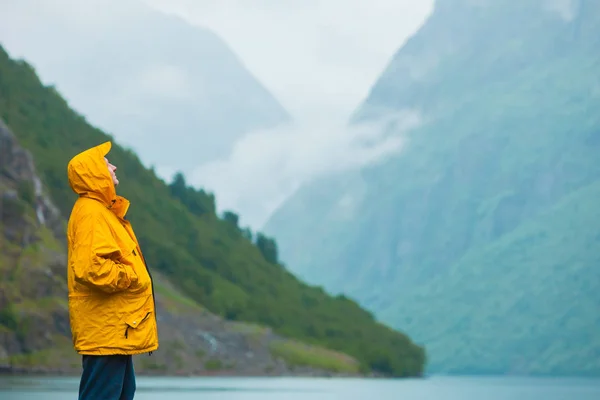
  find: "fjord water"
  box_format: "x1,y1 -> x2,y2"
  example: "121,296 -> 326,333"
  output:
2,376 -> 600,400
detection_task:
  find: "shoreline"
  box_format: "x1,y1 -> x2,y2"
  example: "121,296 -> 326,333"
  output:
0,365 -> 390,379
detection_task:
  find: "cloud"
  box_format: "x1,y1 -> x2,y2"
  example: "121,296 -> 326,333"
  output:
142,0 -> 434,120
0,0 -> 432,230
139,0 -> 432,227
0,0 -> 173,120
188,109 -> 423,228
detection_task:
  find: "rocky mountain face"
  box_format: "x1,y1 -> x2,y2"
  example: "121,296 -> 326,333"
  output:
1,118 -> 69,368
0,119 -> 360,376
0,0 -> 290,176
265,0 -> 600,375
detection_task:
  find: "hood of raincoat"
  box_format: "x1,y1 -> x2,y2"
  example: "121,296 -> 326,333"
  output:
67,141 -> 116,205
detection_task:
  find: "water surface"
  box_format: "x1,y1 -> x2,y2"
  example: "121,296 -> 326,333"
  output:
2,375 -> 599,399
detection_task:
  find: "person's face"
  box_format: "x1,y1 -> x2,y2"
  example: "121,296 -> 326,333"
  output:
104,157 -> 119,186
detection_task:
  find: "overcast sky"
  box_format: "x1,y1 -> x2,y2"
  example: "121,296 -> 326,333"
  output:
143,0 -> 434,226
144,0 -> 433,121
0,0 -> 433,227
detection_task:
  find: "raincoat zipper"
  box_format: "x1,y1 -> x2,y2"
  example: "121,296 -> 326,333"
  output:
121,214 -> 158,356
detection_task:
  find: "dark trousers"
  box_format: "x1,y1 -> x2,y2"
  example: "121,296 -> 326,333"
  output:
78,355 -> 136,400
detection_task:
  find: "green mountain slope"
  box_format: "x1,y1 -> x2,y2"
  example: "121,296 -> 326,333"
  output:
264,0 -> 600,375
0,44 -> 425,377
0,123 -> 362,376
385,180 -> 600,375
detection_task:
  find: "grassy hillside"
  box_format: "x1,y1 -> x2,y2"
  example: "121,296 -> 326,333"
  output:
0,44 -> 425,377
0,133 -> 359,376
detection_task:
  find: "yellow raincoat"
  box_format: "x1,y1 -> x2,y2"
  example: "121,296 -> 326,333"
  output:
66,141 -> 158,355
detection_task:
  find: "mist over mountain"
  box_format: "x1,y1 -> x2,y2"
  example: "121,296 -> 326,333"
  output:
265,0 -> 600,375
0,0 -> 290,178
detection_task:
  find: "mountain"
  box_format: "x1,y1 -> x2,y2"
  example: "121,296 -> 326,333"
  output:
0,119 -> 365,376
0,44 -> 425,377
0,0 -> 290,176
264,0 -> 600,375
0,119 -> 69,370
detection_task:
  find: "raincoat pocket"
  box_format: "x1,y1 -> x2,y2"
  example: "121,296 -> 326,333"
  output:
124,310 -> 153,339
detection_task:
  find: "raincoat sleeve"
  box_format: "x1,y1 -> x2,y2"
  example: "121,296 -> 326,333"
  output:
71,211 -> 138,293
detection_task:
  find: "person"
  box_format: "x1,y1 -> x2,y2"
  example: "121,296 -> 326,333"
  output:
66,141 -> 158,400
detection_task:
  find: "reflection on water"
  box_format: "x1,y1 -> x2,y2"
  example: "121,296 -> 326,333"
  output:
2,376 -> 600,400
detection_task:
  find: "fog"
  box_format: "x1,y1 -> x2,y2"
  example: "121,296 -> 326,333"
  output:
0,0 -> 433,227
